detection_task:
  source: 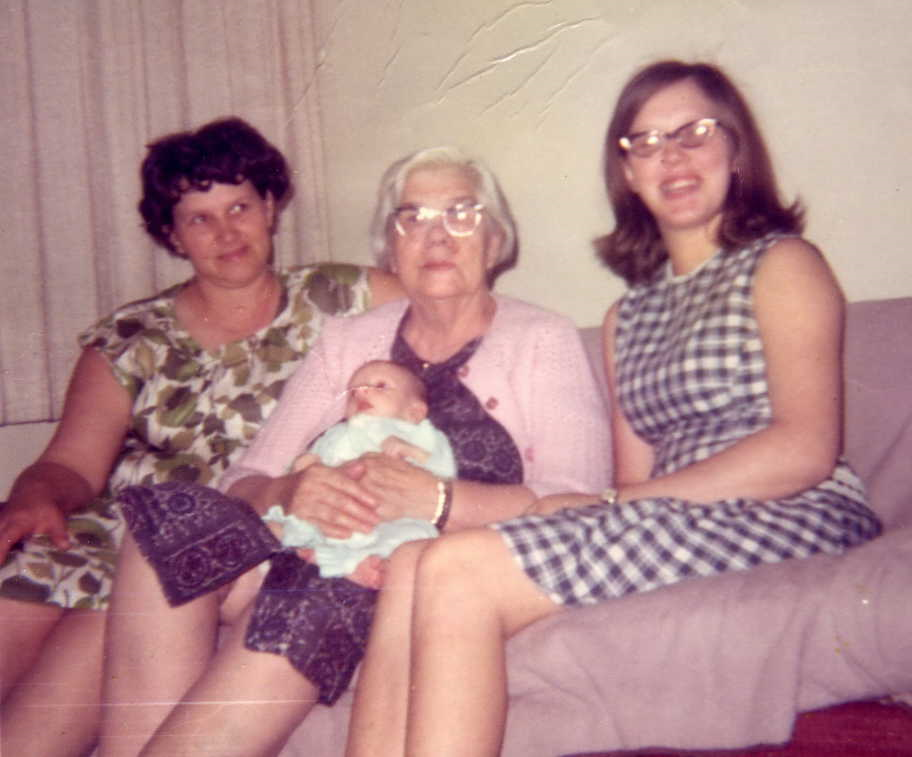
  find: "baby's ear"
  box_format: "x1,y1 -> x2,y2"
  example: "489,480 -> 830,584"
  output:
405,399 -> 428,424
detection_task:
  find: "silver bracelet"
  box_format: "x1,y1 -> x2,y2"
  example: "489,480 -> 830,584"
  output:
599,487 -> 619,506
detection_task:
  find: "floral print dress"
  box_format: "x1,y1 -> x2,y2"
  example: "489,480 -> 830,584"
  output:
0,264 -> 371,610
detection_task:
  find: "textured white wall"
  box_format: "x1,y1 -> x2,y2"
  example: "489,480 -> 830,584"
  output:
312,0 -> 912,325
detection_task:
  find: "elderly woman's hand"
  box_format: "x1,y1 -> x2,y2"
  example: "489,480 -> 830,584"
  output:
285,461 -> 381,539
344,452 -> 439,523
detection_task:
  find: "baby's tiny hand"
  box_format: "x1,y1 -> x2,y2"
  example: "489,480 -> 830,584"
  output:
381,436 -> 429,464
292,452 -> 320,473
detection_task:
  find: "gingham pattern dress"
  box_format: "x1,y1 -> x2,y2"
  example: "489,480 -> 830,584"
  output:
494,234 -> 881,606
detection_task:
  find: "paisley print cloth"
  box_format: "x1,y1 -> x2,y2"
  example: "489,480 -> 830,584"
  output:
495,235 -> 881,605
0,264 -> 371,610
120,315 -> 524,705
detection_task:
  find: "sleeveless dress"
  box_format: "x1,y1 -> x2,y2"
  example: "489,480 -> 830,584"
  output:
0,264 -> 371,611
495,234 -> 881,606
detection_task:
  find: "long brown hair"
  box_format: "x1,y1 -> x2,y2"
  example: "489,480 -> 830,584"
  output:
595,61 -> 803,286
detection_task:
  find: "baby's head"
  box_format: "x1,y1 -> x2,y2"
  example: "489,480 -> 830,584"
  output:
344,360 -> 428,423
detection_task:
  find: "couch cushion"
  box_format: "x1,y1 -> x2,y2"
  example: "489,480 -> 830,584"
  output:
843,297 -> 912,529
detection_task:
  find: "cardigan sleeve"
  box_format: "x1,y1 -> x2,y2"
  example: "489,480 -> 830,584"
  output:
471,298 -> 612,498
518,313 -> 612,497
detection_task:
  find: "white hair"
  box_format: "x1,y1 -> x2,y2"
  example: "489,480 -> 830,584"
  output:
368,146 -> 518,281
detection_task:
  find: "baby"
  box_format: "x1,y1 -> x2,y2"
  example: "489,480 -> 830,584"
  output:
263,359 -> 455,585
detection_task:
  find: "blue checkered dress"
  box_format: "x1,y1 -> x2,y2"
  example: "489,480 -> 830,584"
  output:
494,234 -> 881,606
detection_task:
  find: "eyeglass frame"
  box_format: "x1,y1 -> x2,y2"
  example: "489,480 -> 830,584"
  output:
392,202 -> 486,238
618,117 -> 725,158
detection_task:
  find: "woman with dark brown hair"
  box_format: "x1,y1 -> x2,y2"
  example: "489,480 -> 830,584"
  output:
345,60 -> 881,757
0,116 -> 401,757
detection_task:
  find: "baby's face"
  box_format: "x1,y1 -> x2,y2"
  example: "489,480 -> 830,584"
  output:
345,362 -> 425,422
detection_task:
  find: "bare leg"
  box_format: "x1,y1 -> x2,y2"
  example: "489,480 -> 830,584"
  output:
1,607 -> 106,757
406,529 -> 560,757
99,531 -> 222,757
346,540 -> 429,757
0,597 -> 61,699
139,605 -> 321,757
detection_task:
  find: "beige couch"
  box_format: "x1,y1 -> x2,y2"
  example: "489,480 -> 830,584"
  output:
280,297 -> 912,756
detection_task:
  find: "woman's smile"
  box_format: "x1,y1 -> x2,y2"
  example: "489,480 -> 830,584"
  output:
622,79 -> 735,244
660,174 -> 701,197
215,244 -> 251,263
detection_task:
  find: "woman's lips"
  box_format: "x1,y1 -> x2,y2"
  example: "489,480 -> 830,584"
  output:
660,176 -> 700,197
217,245 -> 249,262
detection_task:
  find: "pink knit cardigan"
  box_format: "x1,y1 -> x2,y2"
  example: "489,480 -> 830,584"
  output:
220,295 -> 612,498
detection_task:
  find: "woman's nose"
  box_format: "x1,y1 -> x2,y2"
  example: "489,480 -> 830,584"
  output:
425,215 -> 449,242
659,139 -> 686,164
214,216 -> 241,242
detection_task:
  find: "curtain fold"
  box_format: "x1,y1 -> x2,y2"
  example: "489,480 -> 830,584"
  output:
0,0 -> 327,424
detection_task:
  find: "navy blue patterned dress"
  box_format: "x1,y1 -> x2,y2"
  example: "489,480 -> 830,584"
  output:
495,234 -> 881,606
120,320 -> 523,705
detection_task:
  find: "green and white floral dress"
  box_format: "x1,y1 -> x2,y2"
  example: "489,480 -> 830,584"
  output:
0,263 -> 372,610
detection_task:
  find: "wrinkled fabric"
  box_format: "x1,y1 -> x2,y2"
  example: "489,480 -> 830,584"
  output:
121,480 -> 374,704
245,553 -> 377,705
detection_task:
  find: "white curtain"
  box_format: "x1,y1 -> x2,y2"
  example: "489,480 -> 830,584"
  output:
0,0 -> 328,424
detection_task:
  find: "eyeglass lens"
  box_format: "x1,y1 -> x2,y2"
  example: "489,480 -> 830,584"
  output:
621,118 -> 718,157
394,203 -> 482,237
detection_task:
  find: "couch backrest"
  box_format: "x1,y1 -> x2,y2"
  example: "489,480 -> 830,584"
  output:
843,298 -> 912,529
579,297 -> 912,530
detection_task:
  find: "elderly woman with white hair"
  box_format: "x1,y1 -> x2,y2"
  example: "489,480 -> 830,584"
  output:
99,147 -> 611,756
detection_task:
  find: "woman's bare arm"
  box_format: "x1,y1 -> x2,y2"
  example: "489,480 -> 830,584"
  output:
612,238 -> 845,504
602,302 -> 656,487
0,348 -> 131,559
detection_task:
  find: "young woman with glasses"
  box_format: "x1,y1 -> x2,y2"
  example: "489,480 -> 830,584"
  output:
344,60 -> 881,757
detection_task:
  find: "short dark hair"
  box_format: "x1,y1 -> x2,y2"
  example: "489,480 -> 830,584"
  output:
139,117 -> 291,254
595,60 -> 804,286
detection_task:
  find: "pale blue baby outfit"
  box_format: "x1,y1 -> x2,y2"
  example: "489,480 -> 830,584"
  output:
263,413 -> 456,577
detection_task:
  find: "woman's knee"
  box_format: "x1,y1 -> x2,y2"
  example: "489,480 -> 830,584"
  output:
415,530 -> 504,598
384,538 -> 432,580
